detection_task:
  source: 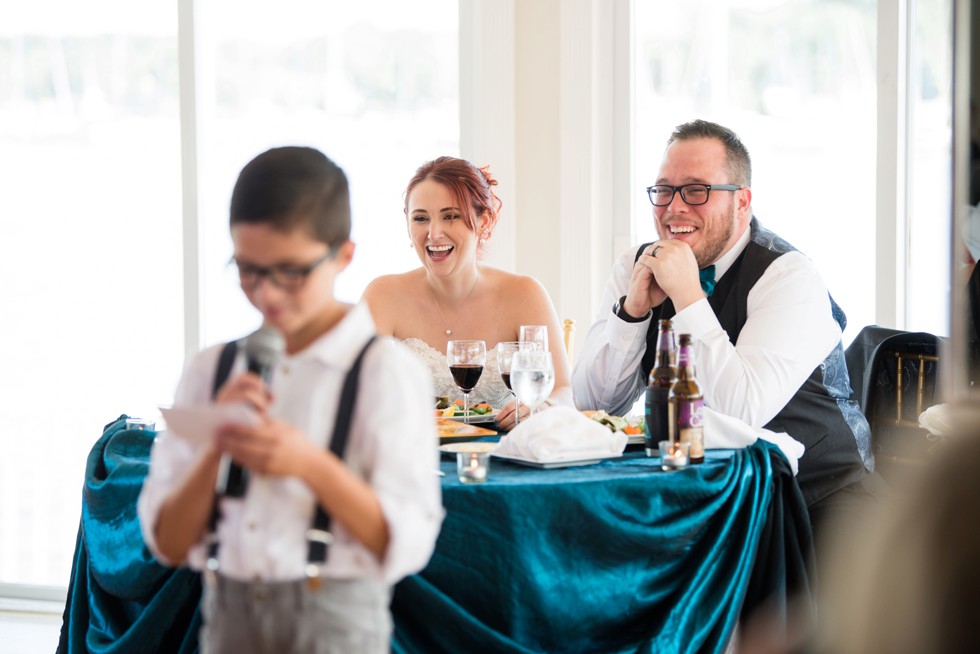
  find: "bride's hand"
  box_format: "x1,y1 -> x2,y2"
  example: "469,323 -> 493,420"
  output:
496,399 -> 531,431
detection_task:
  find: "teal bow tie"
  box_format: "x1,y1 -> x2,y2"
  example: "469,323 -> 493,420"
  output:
700,266 -> 717,297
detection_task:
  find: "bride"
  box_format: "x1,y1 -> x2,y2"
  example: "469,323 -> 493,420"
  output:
363,156 -> 572,430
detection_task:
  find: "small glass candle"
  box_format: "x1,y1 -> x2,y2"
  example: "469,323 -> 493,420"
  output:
457,451 -> 491,484
125,417 -> 156,431
659,440 -> 691,471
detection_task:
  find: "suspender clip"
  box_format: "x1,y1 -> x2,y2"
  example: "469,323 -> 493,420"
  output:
306,528 -> 333,545
204,556 -> 220,586
305,563 -> 324,591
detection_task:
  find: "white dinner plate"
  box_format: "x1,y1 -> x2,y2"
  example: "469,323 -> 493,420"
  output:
441,408 -> 500,424
439,442 -> 498,455
491,451 -> 614,469
582,410 -> 644,445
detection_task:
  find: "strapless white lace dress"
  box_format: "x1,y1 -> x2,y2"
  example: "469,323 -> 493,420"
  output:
402,338 -> 513,409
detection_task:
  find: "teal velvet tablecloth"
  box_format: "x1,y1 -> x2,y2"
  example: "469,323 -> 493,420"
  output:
391,441 -> 813,654
57,416 -> 202,654
58,419 -> 811,654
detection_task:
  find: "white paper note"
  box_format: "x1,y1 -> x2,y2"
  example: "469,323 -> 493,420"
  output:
159,403 -> 260,446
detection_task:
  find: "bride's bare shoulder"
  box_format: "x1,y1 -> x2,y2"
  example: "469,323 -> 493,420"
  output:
363,269 -> 426,301
484,267 -> 547,297
363,271 -> 427,335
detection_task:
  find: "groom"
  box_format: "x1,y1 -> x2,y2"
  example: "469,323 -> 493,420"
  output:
571,119 -> 875,542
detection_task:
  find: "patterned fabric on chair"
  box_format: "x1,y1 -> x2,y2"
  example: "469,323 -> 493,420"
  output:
844,326 -> 941,483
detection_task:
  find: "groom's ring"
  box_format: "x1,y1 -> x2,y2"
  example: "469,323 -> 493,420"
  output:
651,245 -> 662,258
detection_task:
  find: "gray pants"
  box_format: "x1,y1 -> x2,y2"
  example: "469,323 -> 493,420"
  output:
200,576 -> 392,654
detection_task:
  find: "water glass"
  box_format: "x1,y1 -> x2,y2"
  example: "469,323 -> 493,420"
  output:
510,350 -> 555,417
519,325 -> 549,352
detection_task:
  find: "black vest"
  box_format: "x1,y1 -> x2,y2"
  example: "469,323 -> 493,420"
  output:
641,218 -> 871,506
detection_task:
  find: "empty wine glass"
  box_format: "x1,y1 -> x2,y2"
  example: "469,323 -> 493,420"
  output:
496,341 -> 523,427
447,340 -> 486,424
510,350 -> 555,418
519,324 -> 548,352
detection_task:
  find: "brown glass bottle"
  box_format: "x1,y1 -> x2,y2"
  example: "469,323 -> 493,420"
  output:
668,334 -> 704,463
644,320 -> 676,457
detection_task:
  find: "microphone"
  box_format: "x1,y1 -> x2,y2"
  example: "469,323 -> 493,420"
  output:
216,326 -> 285,498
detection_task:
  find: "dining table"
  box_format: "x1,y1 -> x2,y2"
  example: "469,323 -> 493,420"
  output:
56,417 -> 813,654
391,436 -> 814,654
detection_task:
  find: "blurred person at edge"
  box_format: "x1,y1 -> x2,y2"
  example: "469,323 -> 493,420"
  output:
818,429 -> 980,654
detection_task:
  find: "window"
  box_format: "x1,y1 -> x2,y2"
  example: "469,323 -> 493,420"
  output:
906,0 -> 952,336
0,2 -> 182,587
0,0 -> 457,590
633,0 -> 879,344
196,0 -> 459,346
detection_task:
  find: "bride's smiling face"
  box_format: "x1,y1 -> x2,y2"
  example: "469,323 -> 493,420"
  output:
407,179 -> 484,276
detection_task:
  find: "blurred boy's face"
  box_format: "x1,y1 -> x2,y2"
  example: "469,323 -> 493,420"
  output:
231,222 -> 350,352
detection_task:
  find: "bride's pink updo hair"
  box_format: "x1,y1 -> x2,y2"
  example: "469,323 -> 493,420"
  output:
404,156 -> 502,254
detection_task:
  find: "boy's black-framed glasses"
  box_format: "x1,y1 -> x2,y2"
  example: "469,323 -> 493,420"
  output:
645,183 -> 743,207
232,250 -> 335,291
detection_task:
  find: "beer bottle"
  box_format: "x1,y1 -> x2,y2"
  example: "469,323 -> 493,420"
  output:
668,334 -> 704,464
644,320 -> 676,457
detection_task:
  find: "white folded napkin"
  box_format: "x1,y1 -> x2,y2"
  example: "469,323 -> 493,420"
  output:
494,406 -> 627,463
919,403 -> 953,438
703,407 -> 805,475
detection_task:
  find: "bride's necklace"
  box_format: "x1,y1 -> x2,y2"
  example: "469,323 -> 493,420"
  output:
427,274 -> 480,337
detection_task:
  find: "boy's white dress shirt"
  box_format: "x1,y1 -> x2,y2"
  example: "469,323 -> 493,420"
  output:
139,302 -> 444,584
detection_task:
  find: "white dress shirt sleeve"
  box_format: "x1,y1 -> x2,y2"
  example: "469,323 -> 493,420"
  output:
670,251 -> 841,428
572,247 -> 652,416
138,344 -> 224,566
356,340 -> 444,584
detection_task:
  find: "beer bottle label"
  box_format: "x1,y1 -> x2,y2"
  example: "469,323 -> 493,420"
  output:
677,398 -> 704,459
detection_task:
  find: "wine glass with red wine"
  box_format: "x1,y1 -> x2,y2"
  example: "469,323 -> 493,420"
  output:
447,340 -> 487,424
496,341 -> 522,427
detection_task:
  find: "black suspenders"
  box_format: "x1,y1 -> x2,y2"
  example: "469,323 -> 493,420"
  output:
205,339 -> 240,573
204,335 -> 378,583
306,336 -> 377,577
